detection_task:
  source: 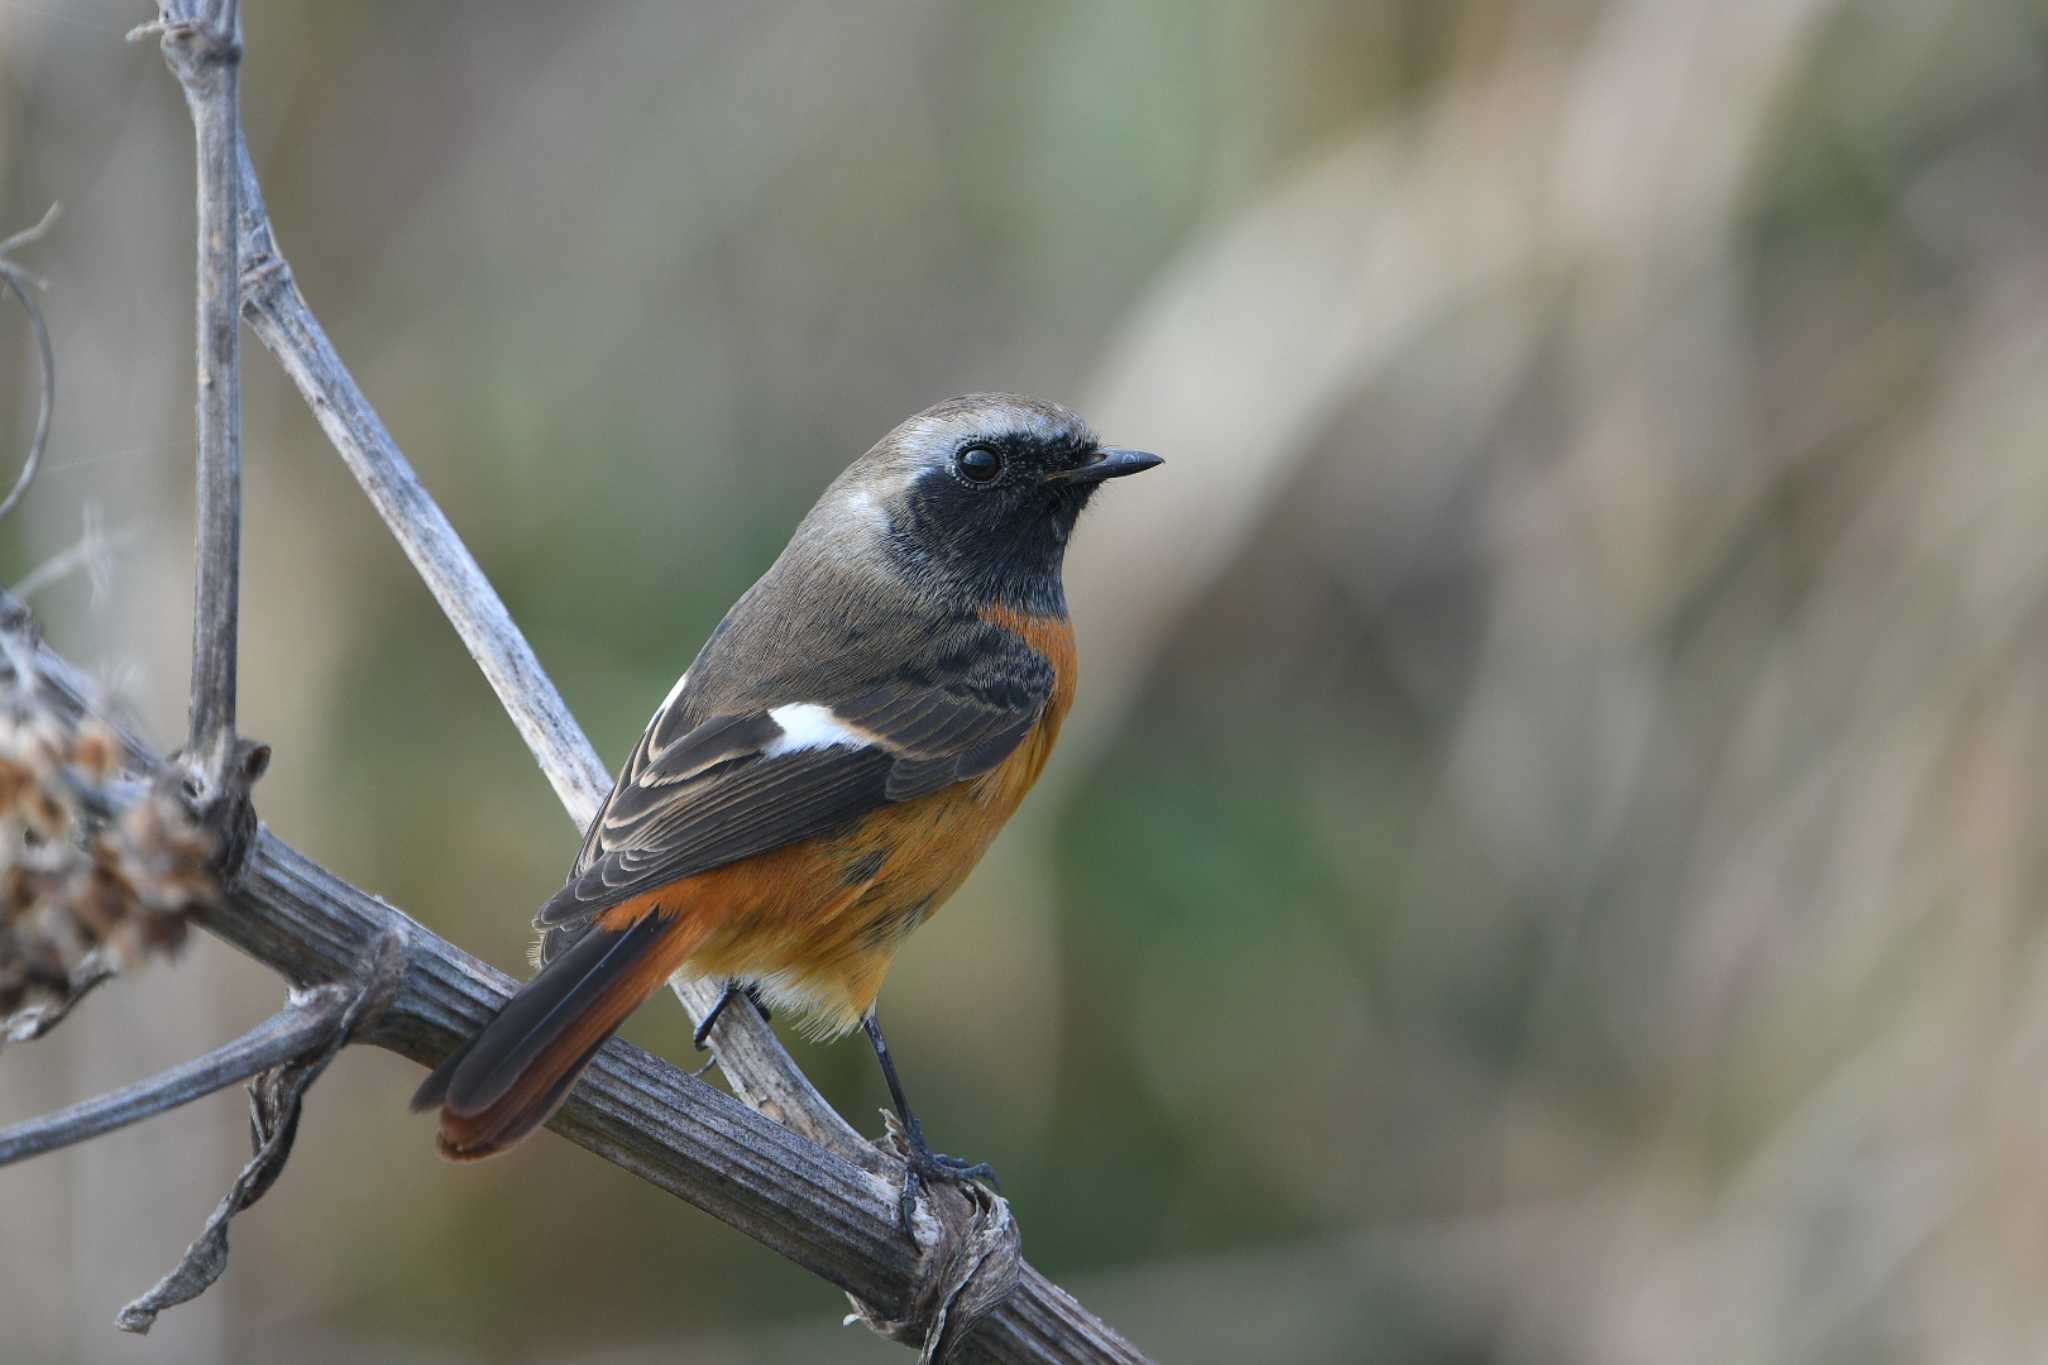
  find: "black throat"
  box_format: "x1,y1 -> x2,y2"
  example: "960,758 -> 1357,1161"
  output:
884,466 -> 1094,618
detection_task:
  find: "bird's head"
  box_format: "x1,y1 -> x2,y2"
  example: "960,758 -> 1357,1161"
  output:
813,394 -> 1161,614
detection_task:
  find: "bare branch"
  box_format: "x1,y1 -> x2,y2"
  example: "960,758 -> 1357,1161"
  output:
0,203 -> 59,525
146,0 -> 245,782
0,982 -> 345,1167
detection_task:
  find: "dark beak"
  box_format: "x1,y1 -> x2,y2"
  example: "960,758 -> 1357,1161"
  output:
1056,447 -> 1164,485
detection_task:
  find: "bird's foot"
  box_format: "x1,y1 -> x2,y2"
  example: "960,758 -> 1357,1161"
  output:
895,1129 -> 1001,1237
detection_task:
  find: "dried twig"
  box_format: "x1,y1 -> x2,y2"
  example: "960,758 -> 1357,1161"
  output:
138,0 -> 245,785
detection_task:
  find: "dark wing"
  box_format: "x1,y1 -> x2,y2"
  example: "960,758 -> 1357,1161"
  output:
533,657 -> 1052,949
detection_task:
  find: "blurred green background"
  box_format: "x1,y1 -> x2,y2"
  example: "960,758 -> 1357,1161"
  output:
7,1 -> 2048,1361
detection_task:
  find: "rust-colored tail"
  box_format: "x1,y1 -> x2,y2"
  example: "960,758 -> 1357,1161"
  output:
410,905 -> 698,1159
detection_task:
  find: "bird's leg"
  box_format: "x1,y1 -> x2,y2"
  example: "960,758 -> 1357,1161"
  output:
691,977 -> 773,1051
692,979 -> 743,1051
863,1014 -> 1000,1236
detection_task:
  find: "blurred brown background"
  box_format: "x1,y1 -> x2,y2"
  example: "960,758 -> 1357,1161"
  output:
6,2 -> 2048,1361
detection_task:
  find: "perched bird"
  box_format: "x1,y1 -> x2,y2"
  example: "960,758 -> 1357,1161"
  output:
411,394 -> 1160,1230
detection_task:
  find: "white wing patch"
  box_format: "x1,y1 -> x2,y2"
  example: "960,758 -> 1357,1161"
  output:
763,702 -> 867,757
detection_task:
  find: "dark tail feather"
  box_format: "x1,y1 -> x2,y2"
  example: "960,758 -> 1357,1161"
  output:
410,908 -> 684,1160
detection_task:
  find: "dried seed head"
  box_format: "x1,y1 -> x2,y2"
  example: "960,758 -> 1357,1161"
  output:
0,675 -> 224,1039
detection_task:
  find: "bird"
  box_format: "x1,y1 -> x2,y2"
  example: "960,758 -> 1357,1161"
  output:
410,393 -> 1160,1233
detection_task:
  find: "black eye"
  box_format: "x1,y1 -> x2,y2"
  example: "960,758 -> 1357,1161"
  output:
956,444 -> 1003,484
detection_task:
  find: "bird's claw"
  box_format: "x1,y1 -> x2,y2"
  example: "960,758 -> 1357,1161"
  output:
896,1142 -> 1001,1236
925,1150 -> 1001,1187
